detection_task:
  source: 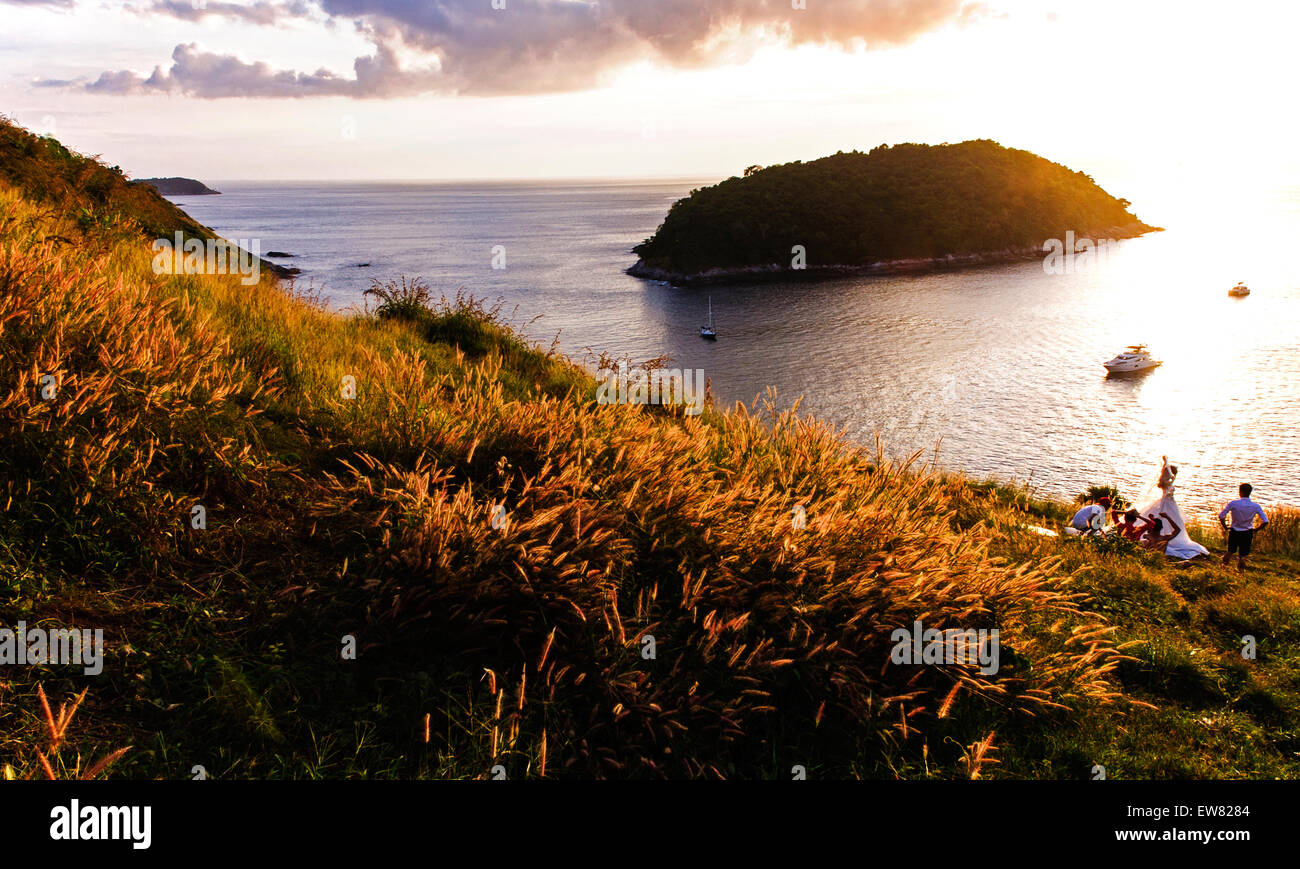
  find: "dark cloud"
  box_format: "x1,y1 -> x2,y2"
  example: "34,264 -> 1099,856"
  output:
66,0 -> 985,98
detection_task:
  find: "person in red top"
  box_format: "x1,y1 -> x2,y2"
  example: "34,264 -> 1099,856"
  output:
1114,509 -> 1145,542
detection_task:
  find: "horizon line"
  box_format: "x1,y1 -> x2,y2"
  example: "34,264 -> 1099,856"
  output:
151,173 -> 729,186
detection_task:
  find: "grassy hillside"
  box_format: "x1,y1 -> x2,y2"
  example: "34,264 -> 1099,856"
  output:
633,139 -> 1155,275
0,115 -> 214,241
2,120 -> 1297,779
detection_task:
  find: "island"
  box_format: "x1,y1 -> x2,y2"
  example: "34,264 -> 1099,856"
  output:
135,176 -> 221,196
629,139 -> 1158,285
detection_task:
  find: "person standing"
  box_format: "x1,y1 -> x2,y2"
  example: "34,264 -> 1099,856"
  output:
1219,483 -> 1269,572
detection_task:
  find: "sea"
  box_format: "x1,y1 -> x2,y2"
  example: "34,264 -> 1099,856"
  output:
164,179 -> 1300,517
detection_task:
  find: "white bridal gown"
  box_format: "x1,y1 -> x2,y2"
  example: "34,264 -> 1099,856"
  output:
1137,467 -> 1210,560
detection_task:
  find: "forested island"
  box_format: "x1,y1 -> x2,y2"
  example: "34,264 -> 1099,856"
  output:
136,176 -> 221,195
629,140 -> 1157,285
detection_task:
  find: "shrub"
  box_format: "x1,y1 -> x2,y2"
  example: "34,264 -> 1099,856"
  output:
1077,484 -> 1129,511
421,290 -> 523,358
363,276 -> 433,321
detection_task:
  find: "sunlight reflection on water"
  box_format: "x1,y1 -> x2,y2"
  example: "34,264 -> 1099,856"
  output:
171,182 -> 1300,515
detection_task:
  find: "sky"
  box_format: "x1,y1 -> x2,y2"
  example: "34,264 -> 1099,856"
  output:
3,0 -> 1298,218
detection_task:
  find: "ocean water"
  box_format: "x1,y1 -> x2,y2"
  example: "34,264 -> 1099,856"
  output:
166,180 -> 1300,516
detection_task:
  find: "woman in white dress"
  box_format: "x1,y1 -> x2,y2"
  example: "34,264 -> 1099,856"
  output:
1138,456 -> 1209,559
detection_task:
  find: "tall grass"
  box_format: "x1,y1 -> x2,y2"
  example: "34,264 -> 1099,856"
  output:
0,174 -> 1139,777
0,198 -> 276,568
1256,505 -> 1300,559
2,115 -> 1297,779
337,404 -> 1132,776
2,686 -> 130,780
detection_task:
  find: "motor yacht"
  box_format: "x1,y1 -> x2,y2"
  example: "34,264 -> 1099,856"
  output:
1104,344 -> 1162,374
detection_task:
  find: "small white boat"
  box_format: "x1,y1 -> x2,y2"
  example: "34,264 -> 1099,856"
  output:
700,297 -> 717,340
1104,344 -> 1162,374
1229,281 -> 1251,297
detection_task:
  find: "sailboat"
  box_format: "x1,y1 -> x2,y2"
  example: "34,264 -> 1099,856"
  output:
700,297 -> 717,340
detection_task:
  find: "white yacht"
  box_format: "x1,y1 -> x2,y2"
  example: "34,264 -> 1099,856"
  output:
1229,281 -> 1251,297
1104,344 -> 1162,374
700,297 -> 717,340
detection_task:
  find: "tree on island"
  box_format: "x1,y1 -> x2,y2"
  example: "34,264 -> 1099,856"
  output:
633,139 -> 1154,276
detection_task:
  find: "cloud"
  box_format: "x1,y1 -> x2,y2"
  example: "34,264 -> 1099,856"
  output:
2,0 -> 75,7
126,1 -> 313,26
64,0 -> 985,99
81,42 -> 433,98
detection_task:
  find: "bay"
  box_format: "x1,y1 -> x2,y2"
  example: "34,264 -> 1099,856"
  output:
167,180 -> 1300,516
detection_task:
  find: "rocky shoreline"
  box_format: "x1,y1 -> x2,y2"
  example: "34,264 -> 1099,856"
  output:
264,259 -> 302,278
627,222 -> 1159,287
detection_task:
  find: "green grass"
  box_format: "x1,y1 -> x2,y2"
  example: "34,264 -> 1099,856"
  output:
2,117 -> 1299,780
963,478 -> 1300,778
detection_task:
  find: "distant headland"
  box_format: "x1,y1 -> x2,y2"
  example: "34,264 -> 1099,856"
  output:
136,177 -> 221,196
629,140 -> 1159,286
